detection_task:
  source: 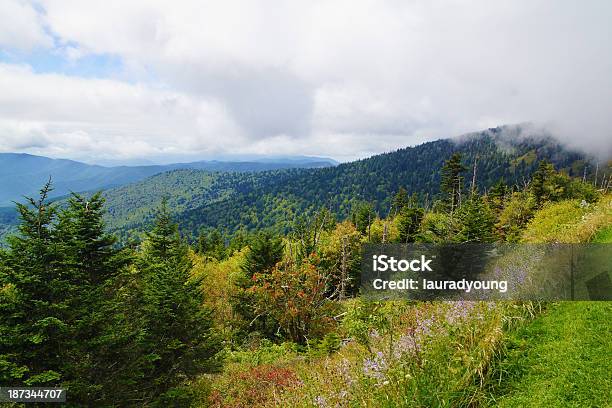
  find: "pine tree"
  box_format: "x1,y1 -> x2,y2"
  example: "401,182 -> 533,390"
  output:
233,231 -> 284,339
455,194 -> 496,243
0,181 -> 66,387
440,153 -> 467,213
531,160 -> 555,206
134,203 -> 222,405
397,207 -> 425,243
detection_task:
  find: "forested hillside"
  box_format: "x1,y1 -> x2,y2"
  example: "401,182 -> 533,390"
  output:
101,170 -> 282,240
0,153 -> 335,206
101,126 -> 598,240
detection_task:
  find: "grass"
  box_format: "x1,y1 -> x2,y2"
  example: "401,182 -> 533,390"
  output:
490,196 -> 612,407
521,194 -> 612,243
592,225 -> 612,243
486,302 -> 612,408
203,301 -> 539,407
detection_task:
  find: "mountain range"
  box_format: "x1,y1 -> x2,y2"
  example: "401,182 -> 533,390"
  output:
0,153 -> 337,206
98,125 -> 599,240
0,125 -> 604,243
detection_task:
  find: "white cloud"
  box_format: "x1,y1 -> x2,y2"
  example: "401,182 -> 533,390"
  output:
0,0 -> 610,162
0,64 -> 244,160
0,0 -> 52,51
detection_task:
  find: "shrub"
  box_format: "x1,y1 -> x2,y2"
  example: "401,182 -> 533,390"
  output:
209,364 -> 302,408
249,255 -> 340,343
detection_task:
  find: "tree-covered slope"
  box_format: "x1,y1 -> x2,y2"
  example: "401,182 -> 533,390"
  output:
0,153 -> 336,206
101,169 -> 290,240
177,128 -> 593,236
102,126 -> 598,239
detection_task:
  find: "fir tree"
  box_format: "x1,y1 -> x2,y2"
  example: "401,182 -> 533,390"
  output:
233,231 -> 284,339
455,194 -> 496,243
53,192 -> 131,403
391,187 -> 410,216
240,231 -> 284,279
440,153 -> 467,213
0,180 -> 65,387
397,207 -> 425,243
197,228 -> 227,260
531,160 -> 555,206
353,202 -> 376,238
134,202 -> 222,405
487,178 -> 509,213
143,197 -> 176,258
0,185 -> 137,404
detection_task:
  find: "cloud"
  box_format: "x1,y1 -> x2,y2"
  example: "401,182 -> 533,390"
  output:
0,64 -> 244,160
0,0 -> 52,51
0,0 -> 610,162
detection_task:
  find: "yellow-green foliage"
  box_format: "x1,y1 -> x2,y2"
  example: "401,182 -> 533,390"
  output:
318,220 -> 363,253
0,282 -> 17,303
418,211 -> 453,243
196,192 -> 612,408
592,225 -> 612,243
521,194 -> 612,243
191,250 -> 246,335
496,191 -> 536,242
369,217 -> 399,243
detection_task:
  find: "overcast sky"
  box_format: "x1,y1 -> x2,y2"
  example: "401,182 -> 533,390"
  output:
0,0 -> 610,164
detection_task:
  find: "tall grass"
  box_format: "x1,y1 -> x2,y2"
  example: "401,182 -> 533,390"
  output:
204,301 -> 539,407
521,194 -> 612,243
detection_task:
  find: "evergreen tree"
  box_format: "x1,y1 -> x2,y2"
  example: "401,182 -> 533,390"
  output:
54,192 -> 131,403
0,181 -> 65,387
531,160 -> 555,206
143,198 -> 176,258
454,194 -> 496,243
197,228 -> 227,260
397,207 -> 425,243
0,186 -> 130,405
240,231 -> 284,279
227,226 -> 251,255
233,231 -> 284,339
391,187 -> 410,216
353,202 -> 376,238
487,178 -> 509,213
134,203 -> 222,405
440,153 -> 467,213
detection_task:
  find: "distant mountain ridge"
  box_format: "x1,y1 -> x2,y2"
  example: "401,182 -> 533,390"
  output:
0,153 -> 337,206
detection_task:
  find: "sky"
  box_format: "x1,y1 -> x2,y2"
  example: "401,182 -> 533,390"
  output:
0,0 -> 611,164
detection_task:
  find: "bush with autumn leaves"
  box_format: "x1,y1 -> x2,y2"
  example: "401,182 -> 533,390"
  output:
249,254 -> 341,344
